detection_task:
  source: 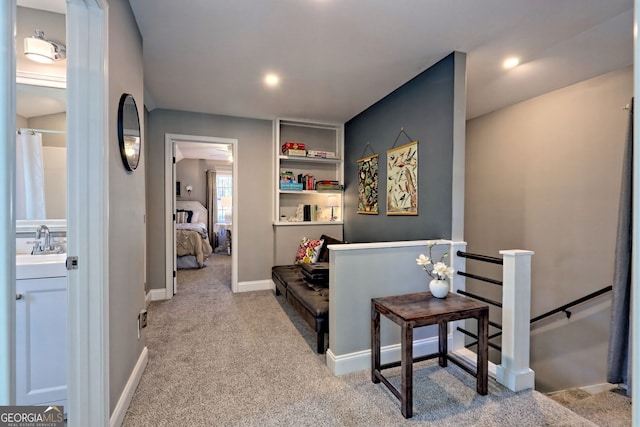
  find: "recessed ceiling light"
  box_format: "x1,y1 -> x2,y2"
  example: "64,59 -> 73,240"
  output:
265,73 -> 279,87
503,57 -> 520,69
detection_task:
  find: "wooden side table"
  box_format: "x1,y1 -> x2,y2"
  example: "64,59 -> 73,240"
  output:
371,292 -> 489,418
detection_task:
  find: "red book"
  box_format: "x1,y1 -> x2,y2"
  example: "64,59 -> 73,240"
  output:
281,141 -> 306,153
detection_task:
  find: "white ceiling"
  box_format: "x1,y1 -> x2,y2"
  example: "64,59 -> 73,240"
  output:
129,0 -> 633,122
175,141 -> 233,162
16,83 -> 66,118
17,0 -> 65,14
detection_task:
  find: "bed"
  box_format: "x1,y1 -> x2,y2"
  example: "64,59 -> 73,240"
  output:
175,201 -> 213,269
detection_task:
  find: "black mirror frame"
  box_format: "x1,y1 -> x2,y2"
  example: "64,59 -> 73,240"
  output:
117,93 -> 141,172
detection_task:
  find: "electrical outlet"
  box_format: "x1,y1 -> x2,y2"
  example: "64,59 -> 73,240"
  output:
140,309 -> 148,328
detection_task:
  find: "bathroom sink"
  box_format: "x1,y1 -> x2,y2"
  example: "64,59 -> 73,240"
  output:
16,253 -> 67,280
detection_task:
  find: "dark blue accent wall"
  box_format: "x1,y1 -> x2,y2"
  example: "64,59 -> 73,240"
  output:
344,53 -> 455,243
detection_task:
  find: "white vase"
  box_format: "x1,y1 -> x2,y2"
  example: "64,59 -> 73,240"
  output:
429,279 -> 449,298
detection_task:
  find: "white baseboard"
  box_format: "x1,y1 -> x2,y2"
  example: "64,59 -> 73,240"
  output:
327,336 -> 443,375
580,383 -> 618,394
110,346 -> 148,427
548,382 -> 619,396
147,288 -> 167,302
237,279 -> 274,293
326,337 -> 498,378
451,347 -> 498,379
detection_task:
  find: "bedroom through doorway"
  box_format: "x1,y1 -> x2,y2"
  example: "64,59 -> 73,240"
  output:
164,134 -> 238,296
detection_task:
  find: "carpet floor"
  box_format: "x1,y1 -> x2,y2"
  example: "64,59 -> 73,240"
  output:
549,387 -> 631,427
122,254 -> 597,426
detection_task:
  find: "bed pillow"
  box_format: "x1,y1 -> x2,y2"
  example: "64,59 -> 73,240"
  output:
177,209 -> 193,223
190,211 -> 200,223
294,238 -> 324,264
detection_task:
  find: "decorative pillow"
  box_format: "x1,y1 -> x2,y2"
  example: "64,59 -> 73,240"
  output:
176,211 -> 187,223
177,209 -> 194,223
294,238 -> 324,264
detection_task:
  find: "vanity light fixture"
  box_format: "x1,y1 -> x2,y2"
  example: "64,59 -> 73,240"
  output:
24,30 -> 66,64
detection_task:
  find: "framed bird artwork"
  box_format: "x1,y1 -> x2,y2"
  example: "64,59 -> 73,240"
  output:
386,140 -> 418,215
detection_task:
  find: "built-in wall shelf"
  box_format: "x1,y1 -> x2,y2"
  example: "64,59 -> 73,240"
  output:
279,155 -> 341,164
274,118 -> 344,224
274,221 -> 344,226
278,189 -> 343,195
273,118 -> 345,265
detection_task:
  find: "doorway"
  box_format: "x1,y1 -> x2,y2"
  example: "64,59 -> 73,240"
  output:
2,0 -> 109,423
164,133 -> 238,296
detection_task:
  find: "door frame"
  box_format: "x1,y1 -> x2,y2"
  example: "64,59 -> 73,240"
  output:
164,133 -> 238,296
66,0 -> 110,425
1,0 -> 109,424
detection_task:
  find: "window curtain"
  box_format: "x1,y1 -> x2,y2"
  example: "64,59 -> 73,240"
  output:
16,130 -> 46,219
607,99 -> 632,395
205,170 -> 217,246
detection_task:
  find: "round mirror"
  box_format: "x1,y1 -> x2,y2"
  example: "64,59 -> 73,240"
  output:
117,93 -> 141,171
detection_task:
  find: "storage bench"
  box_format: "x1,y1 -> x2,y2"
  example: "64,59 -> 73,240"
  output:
271,235 -> 342,353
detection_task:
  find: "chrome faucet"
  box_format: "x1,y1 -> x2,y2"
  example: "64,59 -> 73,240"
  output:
31,224 -> 60,254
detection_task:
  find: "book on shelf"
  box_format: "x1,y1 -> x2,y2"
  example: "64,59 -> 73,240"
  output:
316,183 -> 343,191
280,182 -> 303,190
281,141 -> 305,153
296,173 -> 316,191
307,150 -> 337,158
283,149 -> 307,157
301,204 -> 319,222
280,170 -> 296,182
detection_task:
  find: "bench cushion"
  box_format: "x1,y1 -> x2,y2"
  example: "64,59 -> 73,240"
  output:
287,281 -> 329,317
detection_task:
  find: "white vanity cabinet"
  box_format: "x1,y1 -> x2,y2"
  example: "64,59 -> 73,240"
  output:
15,273 -> 67,407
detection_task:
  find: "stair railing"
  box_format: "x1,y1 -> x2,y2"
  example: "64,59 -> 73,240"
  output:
450,246 -> 535,392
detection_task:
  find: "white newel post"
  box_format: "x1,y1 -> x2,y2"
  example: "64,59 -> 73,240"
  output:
496,249 -> 535,391
449,241 -> 467,352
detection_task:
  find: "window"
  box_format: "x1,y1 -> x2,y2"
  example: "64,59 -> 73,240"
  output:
216,173 -> 232,223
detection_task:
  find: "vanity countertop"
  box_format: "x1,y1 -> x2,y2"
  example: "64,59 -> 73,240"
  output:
16,253 -> 67,280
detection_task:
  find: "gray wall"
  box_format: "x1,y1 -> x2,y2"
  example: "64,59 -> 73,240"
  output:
465,66 -> 632,392
29,113 -> 66,147
344,53 -> 457,243
107,0 -> 146,414
176,158 -> 207,206
146,110 -> 272,288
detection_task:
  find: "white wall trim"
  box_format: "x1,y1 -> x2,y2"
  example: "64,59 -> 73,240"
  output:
0,0 -> 17,406
16,71 -> 66,88
547,382 -> 618,397
164,134 -> 239,298
326,336 -> 497,379
327,336 -> 443,376
66,0 -> 110,425
237,279 -> 274,293
451,51 -> 466,241
146,289 -> 167,303
109,346 -> 148,427
451,347 -> 498,379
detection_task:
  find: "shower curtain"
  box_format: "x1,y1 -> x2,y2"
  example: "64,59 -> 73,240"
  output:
16,130 -> 46,219
607,101 -> 632,394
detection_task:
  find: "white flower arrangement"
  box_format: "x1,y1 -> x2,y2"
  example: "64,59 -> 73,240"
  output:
416,241 -> 454,281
